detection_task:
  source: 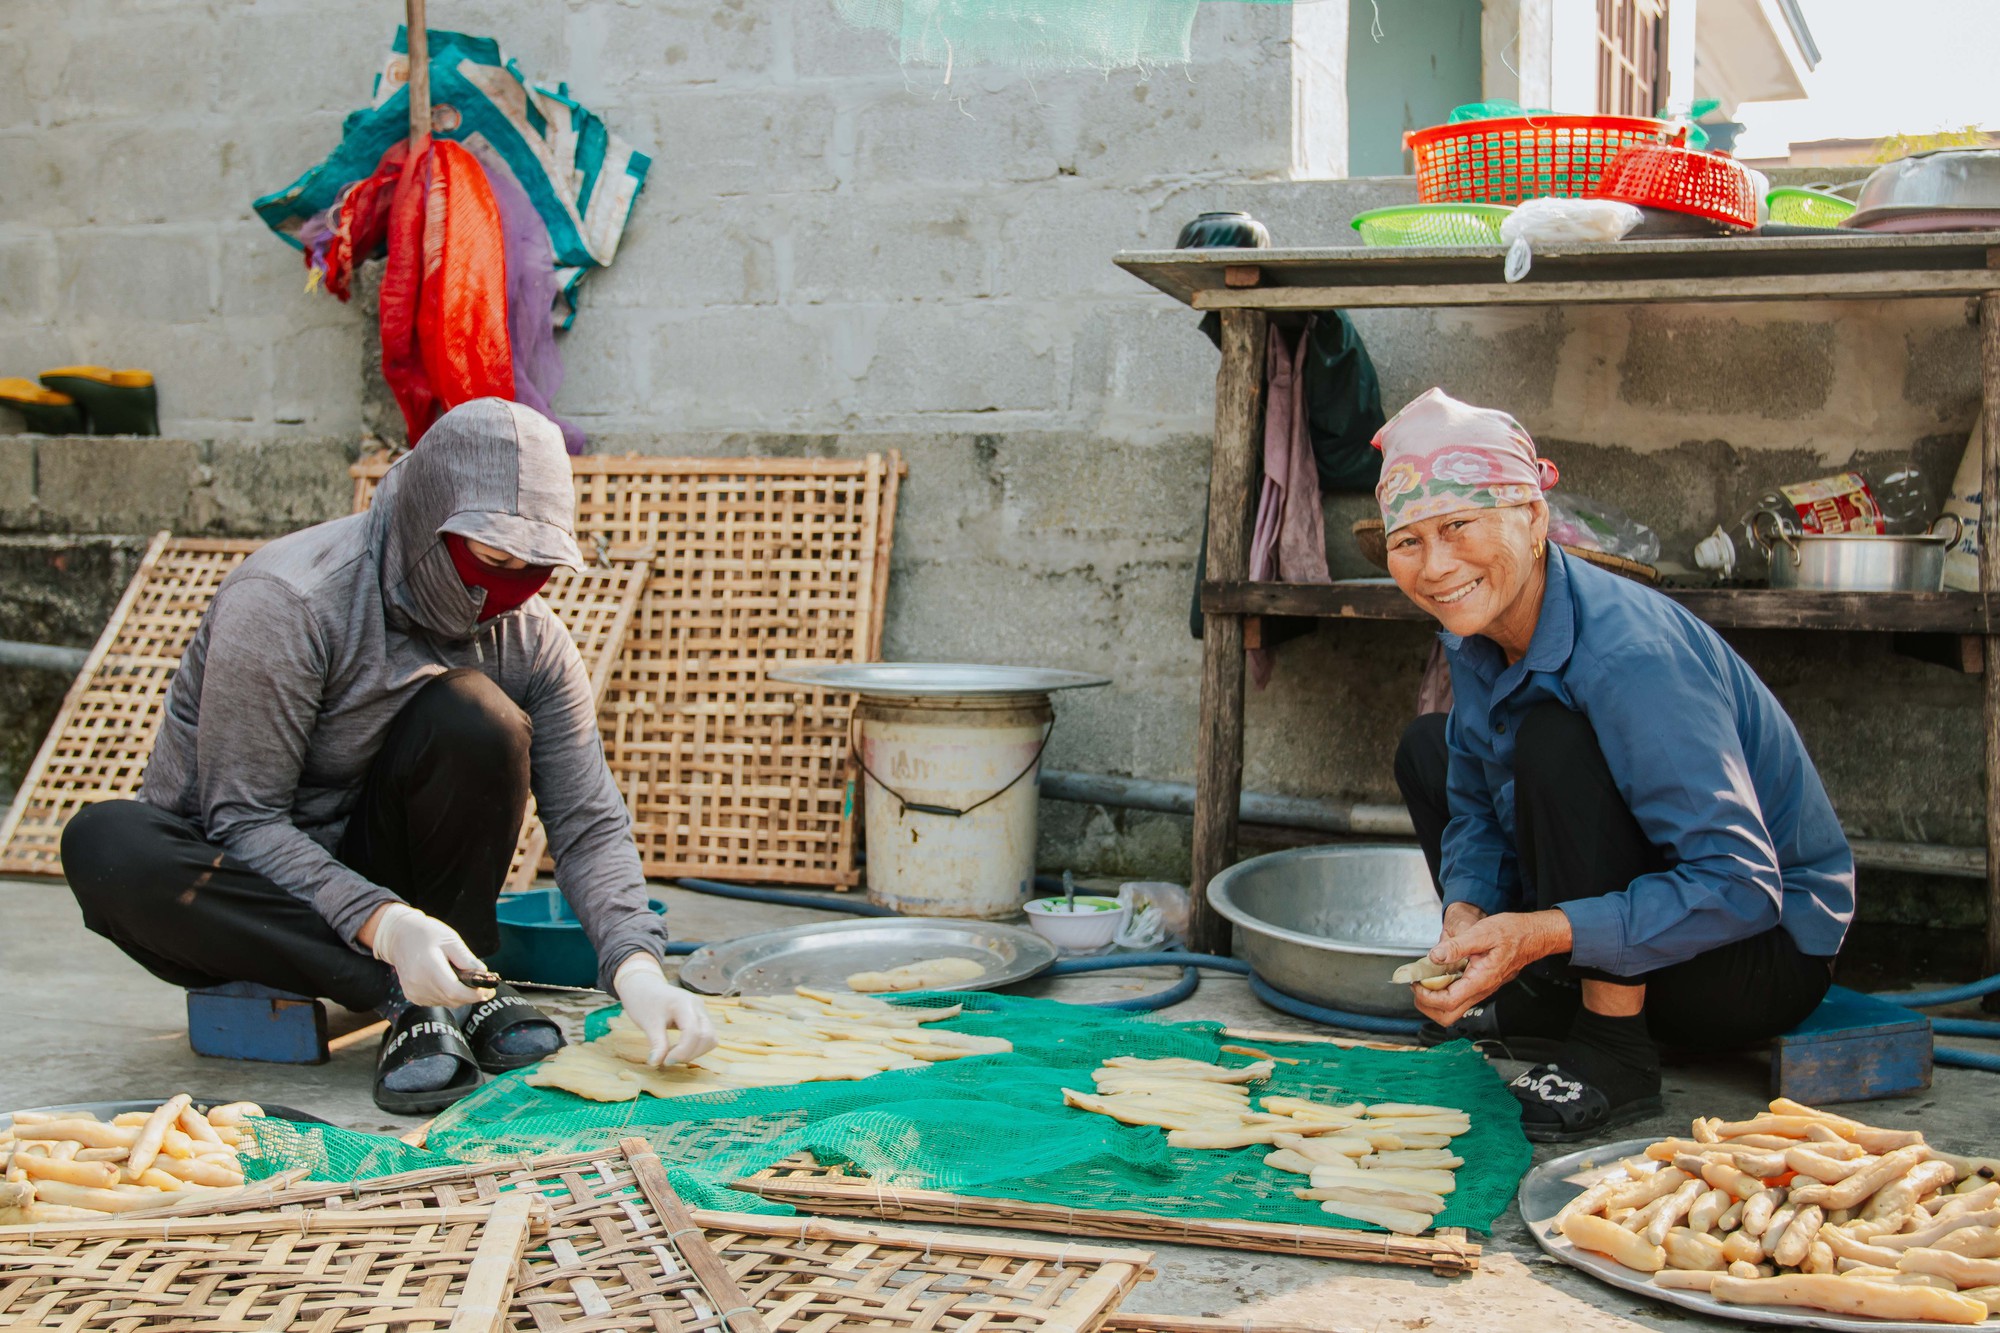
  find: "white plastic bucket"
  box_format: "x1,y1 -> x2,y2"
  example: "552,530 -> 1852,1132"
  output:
855,693 -> 1053,918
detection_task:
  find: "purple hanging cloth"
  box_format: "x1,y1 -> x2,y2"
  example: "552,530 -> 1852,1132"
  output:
464,142 -> 586,454
1247,322 -> 1330,689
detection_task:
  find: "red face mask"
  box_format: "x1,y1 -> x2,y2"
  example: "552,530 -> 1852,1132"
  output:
444,533 -> 554,621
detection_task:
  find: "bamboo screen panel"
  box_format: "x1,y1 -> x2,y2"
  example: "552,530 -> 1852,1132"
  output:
143,1140 -> 1149,1333
0,1198 -> 538,1333
354,453 -> 900,887
0,535 -> 647,886
0,535 -> 256,876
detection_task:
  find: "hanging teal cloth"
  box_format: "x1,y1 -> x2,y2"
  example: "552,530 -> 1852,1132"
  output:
253,28 -> 648,328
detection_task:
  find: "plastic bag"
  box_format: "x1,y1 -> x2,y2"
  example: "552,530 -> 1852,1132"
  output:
1499,198 -> 1644,282
1547,492 -> 1660,564
1114,882 -> 1189,950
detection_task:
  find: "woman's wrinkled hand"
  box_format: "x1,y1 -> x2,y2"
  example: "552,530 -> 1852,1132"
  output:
1411,908 -> 1572,1028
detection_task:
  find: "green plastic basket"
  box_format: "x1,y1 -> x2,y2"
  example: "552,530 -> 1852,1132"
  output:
1766,187 -> 1855,229
1351,203 -> 1511,247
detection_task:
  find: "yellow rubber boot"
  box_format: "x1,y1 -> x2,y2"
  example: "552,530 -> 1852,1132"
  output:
0,378 -> 84,434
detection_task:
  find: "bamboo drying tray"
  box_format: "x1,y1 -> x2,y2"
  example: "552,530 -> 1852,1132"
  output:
0,533 -> 648,884
0,535 -> 255,875
0,1195 -> 541,1333
133,1139 -> 1151,1333
352,451 -> 902,888
731,1155 -> 1478,1276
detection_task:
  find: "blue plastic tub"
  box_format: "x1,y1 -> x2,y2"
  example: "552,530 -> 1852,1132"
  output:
485,887 -> 668,988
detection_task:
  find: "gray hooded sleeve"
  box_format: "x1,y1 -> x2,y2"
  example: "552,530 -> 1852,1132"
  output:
522,611 -> 668,989
191,575 -> 401,946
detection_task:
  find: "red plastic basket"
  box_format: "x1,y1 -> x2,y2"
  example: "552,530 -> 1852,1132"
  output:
1589,144 -> 1758,229
1407,115 -> 1684,206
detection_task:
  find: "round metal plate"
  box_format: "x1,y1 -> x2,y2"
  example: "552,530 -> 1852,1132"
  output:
0,1098 -> 330,1131
677,918 -> 1058,996
766,662 -> 1110,697
1520,1137 -> 1944,1333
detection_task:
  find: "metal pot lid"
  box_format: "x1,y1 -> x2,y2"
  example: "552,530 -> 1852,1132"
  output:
767,662 -> 1111,697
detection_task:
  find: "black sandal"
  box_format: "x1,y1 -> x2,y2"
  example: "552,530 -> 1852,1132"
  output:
457,983 -> 566,1074
373,1006 -> 482,1115
1507,1063 -> 1663,1144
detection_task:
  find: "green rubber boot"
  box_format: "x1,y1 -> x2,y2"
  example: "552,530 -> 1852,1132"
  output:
39,366 -> 159,435
0,378 -> 84,434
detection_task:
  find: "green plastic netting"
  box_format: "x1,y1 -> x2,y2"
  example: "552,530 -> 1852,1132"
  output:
244,993 -> 1530,1234
833,0 -> 1300,73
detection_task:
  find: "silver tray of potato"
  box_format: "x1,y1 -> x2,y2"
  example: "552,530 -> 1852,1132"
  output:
1,1096 -> 328,1225
1522,1103 -> 2000,1331
677,918 -> 1057,997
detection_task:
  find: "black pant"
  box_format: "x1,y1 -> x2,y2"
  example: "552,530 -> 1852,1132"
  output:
63,670 -> 533,1013
1392,704 -> 1832,1052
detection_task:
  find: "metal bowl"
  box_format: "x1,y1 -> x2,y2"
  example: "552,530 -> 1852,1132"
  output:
1207,845 -> 1440,1017
1849,149 -> 2000,228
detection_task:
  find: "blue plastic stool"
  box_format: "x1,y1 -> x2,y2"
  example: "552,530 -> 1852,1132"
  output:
1771,985 -> 1931,1103
186,982 -> 329,1064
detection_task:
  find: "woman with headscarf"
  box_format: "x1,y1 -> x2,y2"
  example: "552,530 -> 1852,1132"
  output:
60,398 -> 714,1114
1377,388 -> 1853,1142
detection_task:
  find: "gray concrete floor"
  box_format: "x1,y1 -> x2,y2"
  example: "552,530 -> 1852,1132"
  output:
4,874 -> 1997,1331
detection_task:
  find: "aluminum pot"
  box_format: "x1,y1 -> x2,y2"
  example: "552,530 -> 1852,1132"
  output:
1756,513 -> 1964,592
1206,844 -> 1438,1017
1849,149 -> 2000,228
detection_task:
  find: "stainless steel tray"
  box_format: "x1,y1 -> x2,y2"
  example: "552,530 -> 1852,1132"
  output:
1520,1137 -> 1942,1333
766,662 -> 1110,697
677,918 -> 1057,996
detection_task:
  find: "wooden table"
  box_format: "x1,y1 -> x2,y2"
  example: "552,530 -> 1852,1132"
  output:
1116,231 -> 2000,968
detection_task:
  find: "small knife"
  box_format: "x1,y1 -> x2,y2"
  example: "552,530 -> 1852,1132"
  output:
454,965 -> 607,996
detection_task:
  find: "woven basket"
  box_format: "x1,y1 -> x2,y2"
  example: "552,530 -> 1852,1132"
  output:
1352,517 -> 1659,585
1406,114 -> 1682,205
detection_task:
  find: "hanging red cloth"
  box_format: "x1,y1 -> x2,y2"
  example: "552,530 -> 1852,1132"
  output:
377,139 -> 514,445
319,141 -> 408,303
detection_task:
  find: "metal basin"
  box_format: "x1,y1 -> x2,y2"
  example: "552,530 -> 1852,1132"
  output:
1208,844 -> 1440,1017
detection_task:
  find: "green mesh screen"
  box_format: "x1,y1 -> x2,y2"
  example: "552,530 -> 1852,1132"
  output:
246,994 -> 1530,1234
833,0 -> 1295,73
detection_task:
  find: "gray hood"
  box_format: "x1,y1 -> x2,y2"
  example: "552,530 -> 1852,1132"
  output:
371,398 -> 585,640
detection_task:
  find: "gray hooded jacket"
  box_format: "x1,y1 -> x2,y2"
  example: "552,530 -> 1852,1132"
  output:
141,398 -> 666,988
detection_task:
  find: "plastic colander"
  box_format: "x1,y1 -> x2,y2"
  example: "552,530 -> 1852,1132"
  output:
1766,187 -> 1857,228
1351,204 -> 1511,247
1591,144 -> 1759,229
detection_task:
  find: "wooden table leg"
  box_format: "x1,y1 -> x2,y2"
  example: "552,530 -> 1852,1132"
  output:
1980,292 -> 2000,989
1190,308 -> 1269,957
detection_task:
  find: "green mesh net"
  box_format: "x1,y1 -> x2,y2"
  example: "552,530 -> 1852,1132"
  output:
244,993 -> 1531,1234
833,0 -> 1298,73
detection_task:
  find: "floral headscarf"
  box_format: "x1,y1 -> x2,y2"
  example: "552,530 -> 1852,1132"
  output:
1372,388 -> 1560,534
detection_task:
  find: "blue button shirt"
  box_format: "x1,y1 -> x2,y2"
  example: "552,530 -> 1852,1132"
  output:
1440,547 -> 1854,975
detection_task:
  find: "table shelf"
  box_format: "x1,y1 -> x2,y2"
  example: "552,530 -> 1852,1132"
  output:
1116,232 -> 2000,969
1202,582 -> 1994,635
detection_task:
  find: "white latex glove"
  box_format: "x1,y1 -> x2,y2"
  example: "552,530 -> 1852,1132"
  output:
369,903 -> 492,1008
613,953 -> 716,1067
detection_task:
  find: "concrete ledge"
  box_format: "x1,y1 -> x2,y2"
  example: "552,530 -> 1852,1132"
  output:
0,434 -> 356,536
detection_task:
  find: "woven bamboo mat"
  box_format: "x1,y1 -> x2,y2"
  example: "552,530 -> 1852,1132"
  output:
0,1195 -> 541,1333
136,1139 -> 1150,1333
733,1155 -> 1479,1276
354,452 -> 901,887
0,533 -> 649,885
0,534 -> 255,876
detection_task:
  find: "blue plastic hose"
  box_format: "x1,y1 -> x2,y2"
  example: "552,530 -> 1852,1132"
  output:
673,877 -> 899,917
1873,974 -> 2000,1009
1247,972 -> 1426,1036
1936,1046 -> 2000,1072
1929,1016 -> 2000,1039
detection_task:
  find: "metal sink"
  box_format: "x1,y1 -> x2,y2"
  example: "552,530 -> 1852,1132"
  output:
1207,844 -> 1441,1017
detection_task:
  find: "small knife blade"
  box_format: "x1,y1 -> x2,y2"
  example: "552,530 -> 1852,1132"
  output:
454,965 -> 607,996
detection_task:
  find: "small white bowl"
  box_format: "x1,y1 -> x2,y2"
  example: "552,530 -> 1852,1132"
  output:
1024,896 -> 1129,953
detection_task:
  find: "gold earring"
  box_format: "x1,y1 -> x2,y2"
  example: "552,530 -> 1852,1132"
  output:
1533,539 -> 1546,559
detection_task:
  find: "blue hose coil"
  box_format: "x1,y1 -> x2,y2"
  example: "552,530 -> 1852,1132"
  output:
1247,972 -> 1426,1036
673,877 -> 899,917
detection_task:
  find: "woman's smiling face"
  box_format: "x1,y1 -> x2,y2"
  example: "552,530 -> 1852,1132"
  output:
1385,501 -> 1550,651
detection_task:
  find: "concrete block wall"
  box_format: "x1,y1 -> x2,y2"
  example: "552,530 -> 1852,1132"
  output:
1,3 -> 1990,929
